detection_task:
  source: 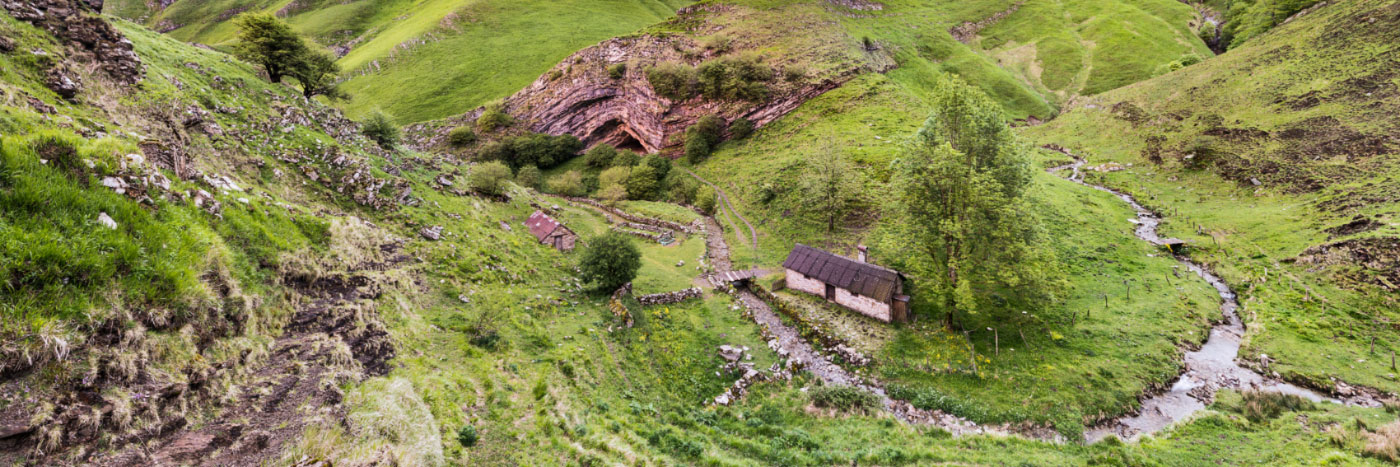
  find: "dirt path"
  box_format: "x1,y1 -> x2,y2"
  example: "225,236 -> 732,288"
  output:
683,168 -> 758,250
1049,156 -> 1375,442
698,211 -> 1002,437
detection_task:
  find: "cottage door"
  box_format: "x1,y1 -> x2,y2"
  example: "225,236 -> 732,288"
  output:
824,284 -> 835,300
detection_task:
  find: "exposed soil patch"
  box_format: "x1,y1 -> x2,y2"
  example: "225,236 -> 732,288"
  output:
1297,236 -> 1400,292
1324,216 -> 1384,239
950,2 -> 1023,44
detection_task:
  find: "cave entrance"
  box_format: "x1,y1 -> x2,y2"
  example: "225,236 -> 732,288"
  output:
589,118 -> 653,153
615,133 -> 646,153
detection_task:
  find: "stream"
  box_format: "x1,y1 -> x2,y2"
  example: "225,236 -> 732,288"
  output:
1051,158 -> 1367,442
698,157 -> 1369,444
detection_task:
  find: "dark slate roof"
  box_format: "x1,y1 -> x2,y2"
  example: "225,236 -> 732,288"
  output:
782,244 -> 901,302
524,211 -> 567,242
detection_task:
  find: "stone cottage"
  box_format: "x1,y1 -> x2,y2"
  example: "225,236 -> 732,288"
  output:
781,244 -> 909,323
524,210 -> 577,252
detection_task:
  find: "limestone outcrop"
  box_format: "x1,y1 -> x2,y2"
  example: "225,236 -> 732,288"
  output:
407,6 -> 894,156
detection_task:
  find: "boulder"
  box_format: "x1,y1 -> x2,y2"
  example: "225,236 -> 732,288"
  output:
420,225 -> 443,241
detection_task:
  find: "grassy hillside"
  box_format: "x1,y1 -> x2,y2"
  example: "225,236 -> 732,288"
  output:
1025,0 -> 1400,394
106,0 -> 692,122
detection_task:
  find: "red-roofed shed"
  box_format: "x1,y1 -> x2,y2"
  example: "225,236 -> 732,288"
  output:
524,211 -> 577,252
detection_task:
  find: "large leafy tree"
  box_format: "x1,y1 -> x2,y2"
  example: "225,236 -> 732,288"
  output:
800,142 -> 862,236
289,50 -> 348,101
232,13 -> 306,84
881,76 -> 1057,326
578,232 -> 641,291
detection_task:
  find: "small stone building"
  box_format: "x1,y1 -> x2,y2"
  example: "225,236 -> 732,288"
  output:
524,210 -> 577,252
781,244 -> 909,323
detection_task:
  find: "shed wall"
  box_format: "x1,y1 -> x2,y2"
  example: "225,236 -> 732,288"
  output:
785,269 -> 826,296
834,288 -> 892,322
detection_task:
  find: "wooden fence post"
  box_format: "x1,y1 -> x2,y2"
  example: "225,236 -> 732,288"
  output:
964,330 -> 978,373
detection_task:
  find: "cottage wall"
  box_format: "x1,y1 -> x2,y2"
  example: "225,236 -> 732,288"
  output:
834,288 -> 892,322
784,269 -> 826,296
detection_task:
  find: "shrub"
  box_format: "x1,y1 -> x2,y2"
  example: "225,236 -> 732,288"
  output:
684,115 -> 725,164
598,166 -> 631,188
691,115 -> 725,146
608,62 -> 627,79
641,154 -> 671,179
610,150 -> 640,168
446,127 -> 477,147
782,64 -> 807,82
684,137 -> 711,165
646,62 -> 697,100
546,170 -> 586,196
509,133 -> 581,169
515,165 -> 541,189
477,103 -> 512,132
578,231 -> 641,290
626,164 -> 661,200
457,425 -> 479,447
583,143 -> 618,169
476,140 -> 511,162
1241,390 -> 1312,423
597,183 -> 627,204
697,54 -> 773,101
668,176 -> 699,204
469,161 -> 512,196
695,186 -> 717,214
729,117 -> 754,140
809,386 -> 880,413
360,110 -> 399,149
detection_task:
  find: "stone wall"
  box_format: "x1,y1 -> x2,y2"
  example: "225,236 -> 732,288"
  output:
784,269 -> 826,297
636,288 -> 702,306
834,288 -> 892,322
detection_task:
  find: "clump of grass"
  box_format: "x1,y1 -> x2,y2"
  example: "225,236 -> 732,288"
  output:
1240,390 -> 1313,422
809,385 -> 880,414
1364,421 -> 1400,462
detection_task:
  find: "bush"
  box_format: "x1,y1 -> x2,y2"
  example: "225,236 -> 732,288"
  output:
477,103 -> 512,132
646,62 -> 697,100
546,170 -> 586,196
782,64 -> 807,82
509,133 -> 582,169
515,165 -> 541,189
584,143 -> 618,169
684,137 -> 711,165
610,150 -> 640,168
598,166 -> 631,189
457,425 -> 479,447
697,55 -> 773,101
597,183 -> 627,204
608,62 -> 627,79
729,117 -> 754,140
469,161 -> 512,196
477,133 -> 582,170
640,154 -> 671,179
578,231 -> 642,291
702,34 -> 732,53
361,110 -> 399,149
668,176 -> 699,204
684,115 -> 726,164
446,127 -> 477,147
626,164 -> 661,200
809,386 -> 880,413
695,186 -> 717,214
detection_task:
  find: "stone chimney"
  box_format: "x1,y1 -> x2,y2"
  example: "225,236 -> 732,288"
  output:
856,244 -> 867,263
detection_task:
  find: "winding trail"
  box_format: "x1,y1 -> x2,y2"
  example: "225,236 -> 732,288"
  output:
1049,157 -> 1371,442
683,168 -> 759,250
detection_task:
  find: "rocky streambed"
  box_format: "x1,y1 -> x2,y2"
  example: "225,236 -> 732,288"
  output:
1050,157 -> 1379,442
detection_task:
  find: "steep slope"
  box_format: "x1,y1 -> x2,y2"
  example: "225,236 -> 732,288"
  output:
105,0 -> 694,122
1026,0 -> 1400,396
